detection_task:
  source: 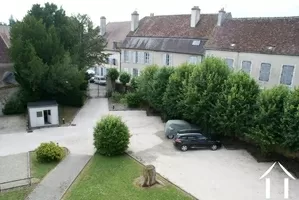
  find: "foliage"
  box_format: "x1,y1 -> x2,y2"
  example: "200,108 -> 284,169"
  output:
111,92 -> 123,102
137,65 -> 159,102
119,72 -> 131,86
247,85 -> 290,154
126,92 -> 142,108
163,63 -> 195,119
212,72 -> 260,137
148,67 -> 174,112
282,88 -> 299,151
183,57 -> 231,134
93,115 -> 130,156
36,142 -> 65,163
130,77 -> 138,91
107,68 -> 119,82
9,3 -> 107,110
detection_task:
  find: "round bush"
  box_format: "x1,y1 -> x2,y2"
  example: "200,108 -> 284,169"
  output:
36,142 -> 65,163
126,92 -> 142,108
93,115 -> 130,156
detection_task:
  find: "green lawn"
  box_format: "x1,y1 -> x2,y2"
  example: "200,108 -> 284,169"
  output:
0,152 -> 60,200
63,155 -> 194,200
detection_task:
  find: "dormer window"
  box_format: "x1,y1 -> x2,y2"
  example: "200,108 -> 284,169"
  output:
192,40 -> 201,46
230,43 -> 236,47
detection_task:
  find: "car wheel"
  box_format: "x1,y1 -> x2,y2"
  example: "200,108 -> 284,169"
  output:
167,135 -> 174,139
181,145 -> 188,151
211,144 -> 218,151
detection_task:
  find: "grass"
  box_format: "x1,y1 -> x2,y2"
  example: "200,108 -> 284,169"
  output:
59,105 -> 81,124
63,155 -> 194,200
0,151 -> 61,200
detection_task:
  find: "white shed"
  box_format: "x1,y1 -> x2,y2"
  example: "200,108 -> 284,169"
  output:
27,101 -> 59,128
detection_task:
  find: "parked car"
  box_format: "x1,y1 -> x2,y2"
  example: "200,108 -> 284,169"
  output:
93,75 -> 106,85
165,120 -> 198,139
173,130 -> 221,151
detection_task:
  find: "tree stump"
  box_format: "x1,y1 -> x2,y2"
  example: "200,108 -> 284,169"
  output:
142,165 -> 157,187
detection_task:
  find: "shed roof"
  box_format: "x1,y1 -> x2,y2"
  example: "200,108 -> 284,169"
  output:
27,100 -> 58,108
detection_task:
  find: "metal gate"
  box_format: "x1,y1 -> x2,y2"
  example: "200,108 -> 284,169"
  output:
88,83 -> 107,98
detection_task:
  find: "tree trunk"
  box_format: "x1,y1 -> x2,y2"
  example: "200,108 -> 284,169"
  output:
142,165 -> 157,187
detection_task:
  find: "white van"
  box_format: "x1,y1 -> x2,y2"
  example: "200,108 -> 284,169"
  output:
93,75 -> 106,85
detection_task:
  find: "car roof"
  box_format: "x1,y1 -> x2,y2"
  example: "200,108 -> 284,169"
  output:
177,129 -> 201,134
177,132 -> 202,137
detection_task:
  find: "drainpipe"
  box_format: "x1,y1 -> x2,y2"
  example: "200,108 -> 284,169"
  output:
119,49 -> 122,72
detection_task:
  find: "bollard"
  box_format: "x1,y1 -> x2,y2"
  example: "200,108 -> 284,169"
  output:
62,118 -> 65,124
112,105 -> 115,110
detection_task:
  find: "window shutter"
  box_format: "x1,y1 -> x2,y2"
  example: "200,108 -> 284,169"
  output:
128,51 -> 132,63
149,53 -> 153,64
132,52 -> 136,63
138,52 -> 144,64
162,54 -> 166,66
169,54 -> 173,66
121,50 -> 124,62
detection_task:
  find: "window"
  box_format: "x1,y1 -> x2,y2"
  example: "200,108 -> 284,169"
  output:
124,50 -> 129,62
189,56 -> 198,64
112,58 -> 116,65
47,110 -> 51,115
242,61 -> 251,74
36,111 -> 42,117
134,51 -> 138,63
144,52 -> 150,64
198,135 -> 207,140
225,58 -> 234,68
259,63 -> 271,82
133,68 -> 139,77
280,65 -> 294,85
165,54 -> 170,66
187,136 -> 197,140
192,40 -> 201,46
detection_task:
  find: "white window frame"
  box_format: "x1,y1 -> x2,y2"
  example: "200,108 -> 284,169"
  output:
134,51 -> 138,63
124,50 -> 129,63
241,60 -> 252,75
225,58 -> 234,68
166,54 -> 170,66
279,64 -> 295,86
144,52 -> 150,64
132,68 -> 139,77
259,63 -> 272,82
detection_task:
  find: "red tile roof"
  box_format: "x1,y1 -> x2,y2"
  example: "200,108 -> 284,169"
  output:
105,21 -> 131,50
205,17 -> 299,56
128,14 -> 219,39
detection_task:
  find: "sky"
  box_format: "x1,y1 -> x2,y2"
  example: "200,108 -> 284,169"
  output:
1,0 -> 299,26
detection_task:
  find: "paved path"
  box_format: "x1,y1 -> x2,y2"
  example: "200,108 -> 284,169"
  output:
26,154 -> 91,200
0,98 -> 109,200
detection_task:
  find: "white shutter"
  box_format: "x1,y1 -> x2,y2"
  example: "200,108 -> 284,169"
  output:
132,51 -> 136,63
121,50 -> 124,62
149,53 -> 153,64
128,51 -> 132,63
131,68 -> 134,76
138,52 -> 144,64
162,54 -> 166,66
169,54 -> 173,66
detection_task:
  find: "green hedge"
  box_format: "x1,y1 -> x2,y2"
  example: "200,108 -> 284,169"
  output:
135,57 -> 299,155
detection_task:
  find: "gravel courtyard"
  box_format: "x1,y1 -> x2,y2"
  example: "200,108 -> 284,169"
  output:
112,110 -> 299,200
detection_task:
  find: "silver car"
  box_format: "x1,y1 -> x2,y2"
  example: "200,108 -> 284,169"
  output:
165,120 -> 193,139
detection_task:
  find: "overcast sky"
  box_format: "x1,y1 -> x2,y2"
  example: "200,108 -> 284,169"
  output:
1,0 -> 299,26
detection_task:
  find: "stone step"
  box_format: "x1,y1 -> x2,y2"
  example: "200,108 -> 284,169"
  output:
0,178 -> 31,191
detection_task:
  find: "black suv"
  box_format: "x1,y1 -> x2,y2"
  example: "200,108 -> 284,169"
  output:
173,130 -> 221,151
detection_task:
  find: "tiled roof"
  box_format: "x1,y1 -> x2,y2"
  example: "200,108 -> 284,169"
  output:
105,21 -> 131,50
205,17 -> 299,56
128,14 -> 219,39
123,37 -> 207,55
0,25 -> 10,47
0,36 -> 10,63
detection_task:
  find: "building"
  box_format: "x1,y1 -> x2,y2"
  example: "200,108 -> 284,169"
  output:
27,101 -> 59,129
99,17 -> 130,76
120,7 -> 231,77
205,15 -> 299,88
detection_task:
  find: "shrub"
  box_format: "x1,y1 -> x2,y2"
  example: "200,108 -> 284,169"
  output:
36,142 -> 65,163
212,72 -> 260,137
119,72 -> 131,87
130,77 -> 138,91
183,57 -> 231,133
2,89 -> 28,115
126,92 -> 142,108
247,85 -> 290,154
163,63 -> 195,119
111,92 -> 123,102
148,67 -> 174,112
107,68 -> 119,82
93,115 -> 130,156
137,65 -> 159,101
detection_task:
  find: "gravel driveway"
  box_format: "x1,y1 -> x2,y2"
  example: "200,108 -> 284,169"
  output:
112,110 -> 299,200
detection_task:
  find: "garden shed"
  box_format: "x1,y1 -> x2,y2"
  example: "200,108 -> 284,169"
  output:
27,100 -> 59,128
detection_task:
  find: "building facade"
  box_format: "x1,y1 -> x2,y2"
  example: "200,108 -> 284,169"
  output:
205,16 -> 299,88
